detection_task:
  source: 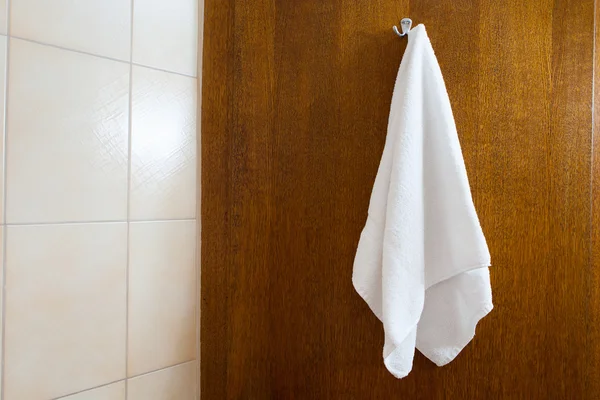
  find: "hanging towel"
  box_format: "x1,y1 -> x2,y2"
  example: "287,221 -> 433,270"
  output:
352,24 -> 493,379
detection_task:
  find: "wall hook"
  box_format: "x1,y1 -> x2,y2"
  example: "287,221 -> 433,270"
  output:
393,18 -> 412,37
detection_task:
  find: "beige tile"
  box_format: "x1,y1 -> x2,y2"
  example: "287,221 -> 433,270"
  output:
0,36 -> 6,223
128,362 -> 196,400
10,0 -> 130,60
0,0 -> 6,34
58,381 -> 126,400
4,223 -> 127,400
0,227 -> 3,396
6,39 -> 129,224
132,0 -> 198,76
130,66 -> 196,221
128,221 -> 197,376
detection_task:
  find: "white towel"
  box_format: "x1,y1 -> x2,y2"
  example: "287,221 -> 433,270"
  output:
352,24 -> 492,379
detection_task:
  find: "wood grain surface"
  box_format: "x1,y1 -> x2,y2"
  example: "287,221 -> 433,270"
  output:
591,0 -> 600,398
201,0 -> 598,398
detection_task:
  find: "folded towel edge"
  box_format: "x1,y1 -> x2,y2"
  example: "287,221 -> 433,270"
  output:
417,301 -> 494,367
352,280 -> 384,322
426,261 -> 492,290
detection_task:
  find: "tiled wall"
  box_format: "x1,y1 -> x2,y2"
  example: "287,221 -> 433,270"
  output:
0,1 -> 200,399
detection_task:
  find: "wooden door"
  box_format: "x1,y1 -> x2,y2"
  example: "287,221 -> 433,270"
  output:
201,0 -> 600,398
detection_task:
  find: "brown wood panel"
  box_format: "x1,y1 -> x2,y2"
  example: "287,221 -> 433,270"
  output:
200,2 -> 233,399
475,0 -> 594,397
201,0 -> 598,398
547,0 -> 594,395
591,0 -> 600,397
226,1 -> 275,397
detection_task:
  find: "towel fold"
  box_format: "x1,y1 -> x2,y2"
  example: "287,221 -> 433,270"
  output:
352,24 -> 492,379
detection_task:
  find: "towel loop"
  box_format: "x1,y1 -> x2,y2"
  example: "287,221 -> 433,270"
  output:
393,18 -> 412,37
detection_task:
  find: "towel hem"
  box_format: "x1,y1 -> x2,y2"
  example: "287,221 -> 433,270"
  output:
418,302 -> 494,366
426,262 -> 491,290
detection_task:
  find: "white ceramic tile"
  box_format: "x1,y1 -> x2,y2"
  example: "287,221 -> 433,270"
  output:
4,223 -> 127,400
58,381 -> 126,400
0,227 -> 4,396
130,66 -> 196,220
128,221 -> 197,376
133,0 -> 198,76
0,0 -> 6,35
10,0 -> 130,60
6,39 -> 129,224
128,362 -> 196,400
0,36 -> 6,223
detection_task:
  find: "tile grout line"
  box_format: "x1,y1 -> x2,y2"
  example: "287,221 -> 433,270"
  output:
4,34 -> 196,79
131,61 -> 196,79
9,34 -> 128,64
48,378 -> 125,400
130,359 -> 196,381
1,1 -> 11,398
125,0 -> 135,397
48,360 -> 196,400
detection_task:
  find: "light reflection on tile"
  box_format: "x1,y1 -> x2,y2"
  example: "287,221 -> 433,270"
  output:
130,66 -> 196,221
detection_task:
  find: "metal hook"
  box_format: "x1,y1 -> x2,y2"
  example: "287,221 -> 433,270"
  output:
393,18 -> 412,37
